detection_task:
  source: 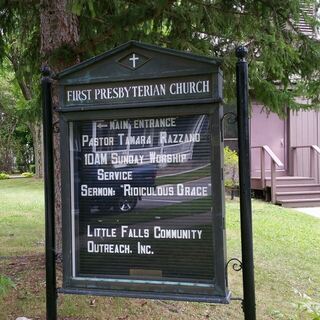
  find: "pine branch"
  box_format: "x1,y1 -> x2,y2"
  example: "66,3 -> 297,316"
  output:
74,0 -> 176,55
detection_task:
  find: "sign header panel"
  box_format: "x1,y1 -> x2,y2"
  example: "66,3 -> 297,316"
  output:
57,41 -> 223,110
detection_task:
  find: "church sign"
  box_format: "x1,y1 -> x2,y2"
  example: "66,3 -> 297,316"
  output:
58,41 -> 229,303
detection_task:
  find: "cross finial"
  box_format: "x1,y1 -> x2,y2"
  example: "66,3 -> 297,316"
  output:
129,53 -> 139,69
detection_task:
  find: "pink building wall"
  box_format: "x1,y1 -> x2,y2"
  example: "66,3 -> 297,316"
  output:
250,103 -> 286,177
250,102 -> 320,182
289,109 -> 320,181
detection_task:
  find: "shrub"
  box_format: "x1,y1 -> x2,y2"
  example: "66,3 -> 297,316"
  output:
224,146 -> 239,199
0,172 -> 10,180
21,172 -> 34,178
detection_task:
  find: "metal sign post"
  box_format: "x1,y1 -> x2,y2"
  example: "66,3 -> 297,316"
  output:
236,47 -> 257,320
41,66 -> 57,320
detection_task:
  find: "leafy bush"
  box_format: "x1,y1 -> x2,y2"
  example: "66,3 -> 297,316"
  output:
224,147 -> 239,199
0,275 -> 15,296
21,172 -> 34,178
0,172 -> 10,180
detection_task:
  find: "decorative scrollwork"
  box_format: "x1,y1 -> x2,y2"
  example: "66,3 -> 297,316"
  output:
226,258 -> 243,272
226,258 -> 243,293
221,112 -> 237,125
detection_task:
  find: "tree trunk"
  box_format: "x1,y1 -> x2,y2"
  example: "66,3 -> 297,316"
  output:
0,148 -> 14,173
40,0 -> 80,253
29,121 -> 43,178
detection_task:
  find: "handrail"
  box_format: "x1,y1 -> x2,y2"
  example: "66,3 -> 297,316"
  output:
260,145 -> 284,167
251,145 -> 284,204
292,145 -> 320,154
291,145 -> 320,182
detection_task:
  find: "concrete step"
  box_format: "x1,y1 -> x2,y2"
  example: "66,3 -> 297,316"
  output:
276,191 -> 320,201
276,184 -> 320,192
278,198 -> 320,208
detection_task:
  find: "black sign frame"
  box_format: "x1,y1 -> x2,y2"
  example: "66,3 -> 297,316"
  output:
59,104 -> 228,303
56,41 -> 229,304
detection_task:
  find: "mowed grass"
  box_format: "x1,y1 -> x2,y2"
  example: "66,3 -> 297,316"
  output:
0,178 -> 44,256
0,178 -> 319,319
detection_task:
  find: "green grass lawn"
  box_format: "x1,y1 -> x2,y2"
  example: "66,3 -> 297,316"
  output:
0,178 -> 44,256
0,178 -> 319,319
